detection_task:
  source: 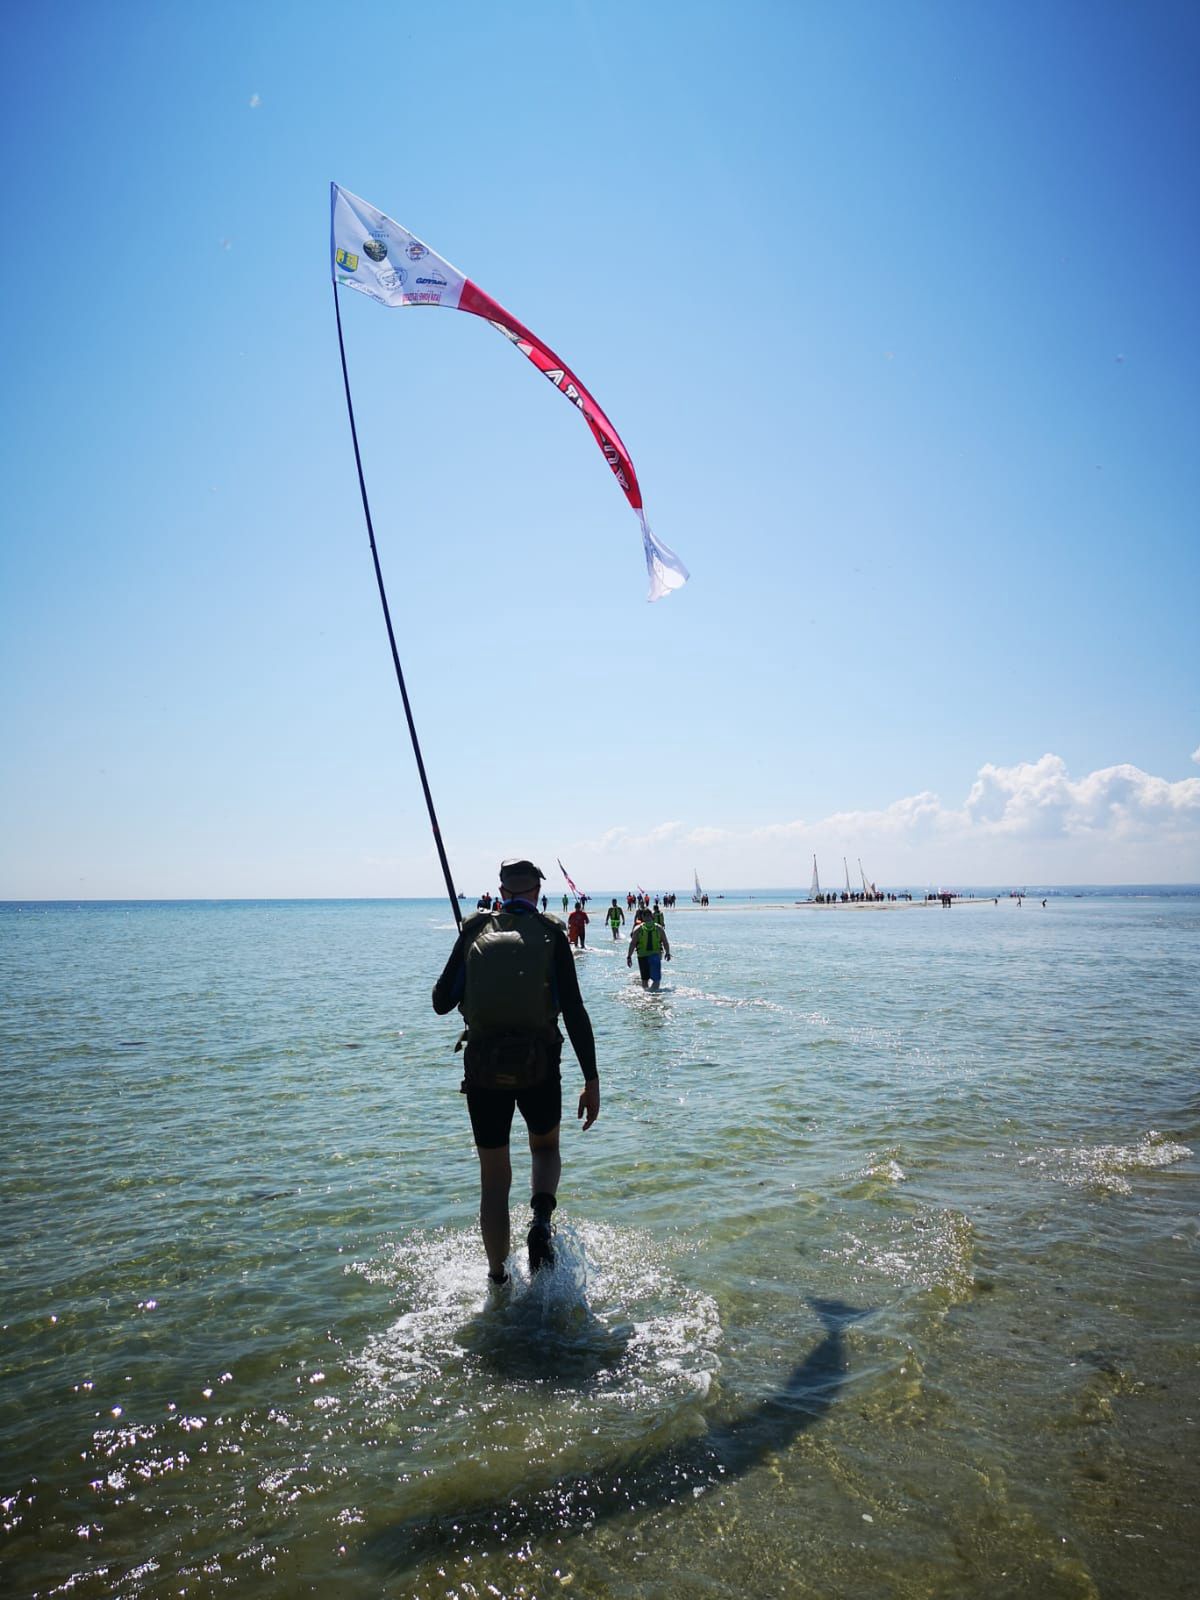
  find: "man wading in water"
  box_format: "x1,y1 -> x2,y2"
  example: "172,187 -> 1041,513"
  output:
627,906 -> 671,990
432,859 -> 600,1288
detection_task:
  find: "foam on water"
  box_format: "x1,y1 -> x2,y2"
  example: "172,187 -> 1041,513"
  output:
663,983 -> 791,1013
1018,1131 -> 1192,1195
842,1150 -> 908,1198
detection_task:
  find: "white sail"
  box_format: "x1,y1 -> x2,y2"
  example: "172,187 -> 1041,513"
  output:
859,858 -> 872,896
693,868 -> 703,903
843,857 -> 850,894
810,854 -> 820,900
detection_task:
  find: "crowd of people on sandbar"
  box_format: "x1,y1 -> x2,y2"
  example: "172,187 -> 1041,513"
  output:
812,890 -> 907,904
623,891 -> 680,910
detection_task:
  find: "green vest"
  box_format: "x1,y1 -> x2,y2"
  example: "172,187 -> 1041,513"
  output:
635,921 -> 663,956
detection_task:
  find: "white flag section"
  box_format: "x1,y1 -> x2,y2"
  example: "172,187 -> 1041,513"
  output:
331,183 -> 688,602
637,511 -> 688,603
332,186 -> 466,309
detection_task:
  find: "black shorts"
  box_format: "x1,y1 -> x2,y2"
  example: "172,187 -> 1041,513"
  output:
464,1073 -> 563,1149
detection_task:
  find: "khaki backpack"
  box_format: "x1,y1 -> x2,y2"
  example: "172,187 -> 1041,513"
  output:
460,911 -> 560,1089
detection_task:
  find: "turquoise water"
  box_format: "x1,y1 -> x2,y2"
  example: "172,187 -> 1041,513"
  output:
2,894 -> 1197,1599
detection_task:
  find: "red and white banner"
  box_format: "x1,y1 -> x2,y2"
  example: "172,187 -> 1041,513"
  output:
331,184 -> 688,602
557,858 -> 582,900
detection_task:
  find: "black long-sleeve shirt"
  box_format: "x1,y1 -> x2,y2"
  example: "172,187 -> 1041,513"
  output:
432,905 -> 598,1081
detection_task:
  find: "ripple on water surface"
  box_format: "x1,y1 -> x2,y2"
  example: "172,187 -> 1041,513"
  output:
1,1222 -> 723,1599
3,895 -> 1198,1599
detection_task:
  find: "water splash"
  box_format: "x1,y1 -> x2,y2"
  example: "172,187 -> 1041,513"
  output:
349,1221 -> 722,1415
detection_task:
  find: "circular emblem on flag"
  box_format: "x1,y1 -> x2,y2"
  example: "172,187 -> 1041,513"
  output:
378,267 -> 407,291
405,241 -> 428,261
363,238 -> 388,263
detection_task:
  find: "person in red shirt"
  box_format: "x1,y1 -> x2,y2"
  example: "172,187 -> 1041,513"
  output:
567,901 -> 589,948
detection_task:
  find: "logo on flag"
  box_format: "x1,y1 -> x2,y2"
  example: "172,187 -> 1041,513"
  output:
363,238 -> 388,262
405,241 -> 428,261
335,248 -> 359,272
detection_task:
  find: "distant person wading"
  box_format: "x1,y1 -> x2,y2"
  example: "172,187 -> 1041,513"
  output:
567,901 -> 589,949
628,907 -> 671,990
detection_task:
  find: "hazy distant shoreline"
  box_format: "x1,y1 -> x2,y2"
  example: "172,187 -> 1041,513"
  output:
3,885 -> 1197,909
695,895 -> 1011,911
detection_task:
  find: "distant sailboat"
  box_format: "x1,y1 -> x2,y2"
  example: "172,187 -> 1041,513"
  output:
692,869 -> 703,904
810,854 -> 821,901
843,857 -> 851,896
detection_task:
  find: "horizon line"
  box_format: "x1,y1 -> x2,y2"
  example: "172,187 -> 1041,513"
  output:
3,881 -> 1199,906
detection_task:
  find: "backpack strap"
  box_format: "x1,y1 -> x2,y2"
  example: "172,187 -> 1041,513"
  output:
460,909 -> 496,945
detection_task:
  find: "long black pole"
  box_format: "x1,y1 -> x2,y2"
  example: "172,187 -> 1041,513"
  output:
332,281 -> 462,930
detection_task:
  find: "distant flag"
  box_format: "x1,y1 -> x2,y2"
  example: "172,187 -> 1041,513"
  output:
558,858 -> 582,899
330,184 -> 689,602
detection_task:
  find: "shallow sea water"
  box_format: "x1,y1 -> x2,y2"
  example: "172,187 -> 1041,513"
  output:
1,894 -> 1197,1599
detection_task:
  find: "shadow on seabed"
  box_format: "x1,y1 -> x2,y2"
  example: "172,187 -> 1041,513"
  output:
364,1295 -> 870,1575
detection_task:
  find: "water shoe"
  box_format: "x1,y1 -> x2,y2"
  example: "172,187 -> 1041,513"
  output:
526,1217 -> 555,1274
527,1192 -> 557,1274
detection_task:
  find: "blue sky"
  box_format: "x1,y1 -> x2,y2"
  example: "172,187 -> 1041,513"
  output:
2,0 -> 1197,898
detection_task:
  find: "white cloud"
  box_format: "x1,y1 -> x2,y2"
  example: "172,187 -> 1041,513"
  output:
959,755 -> 1200,839
567,755 -> 1200,887
1192,745 -> 1200,766
686,825 -> 729,846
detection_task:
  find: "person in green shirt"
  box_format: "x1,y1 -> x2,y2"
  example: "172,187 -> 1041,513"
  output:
605,898 -> 626,940
627,910 -> 671,990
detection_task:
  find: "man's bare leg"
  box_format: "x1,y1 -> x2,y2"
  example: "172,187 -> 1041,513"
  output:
477,1144 -> 512,1278
529,1125 -> 561,1201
